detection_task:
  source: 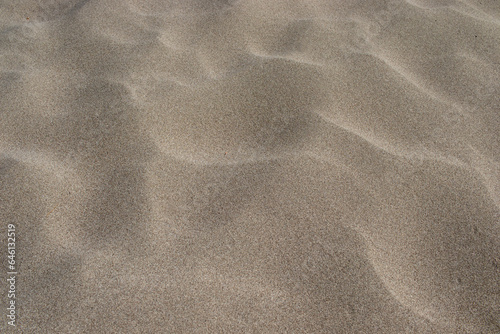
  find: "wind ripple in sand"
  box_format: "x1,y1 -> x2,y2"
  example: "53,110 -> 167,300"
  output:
1,0 -> 499,333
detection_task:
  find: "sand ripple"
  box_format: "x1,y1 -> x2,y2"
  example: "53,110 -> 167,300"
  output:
1,1 -> 499,332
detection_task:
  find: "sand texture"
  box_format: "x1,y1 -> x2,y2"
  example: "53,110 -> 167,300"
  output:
1,0 -> 499,333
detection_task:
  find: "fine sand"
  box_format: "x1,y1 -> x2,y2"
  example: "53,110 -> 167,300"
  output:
1,1 -> 499,333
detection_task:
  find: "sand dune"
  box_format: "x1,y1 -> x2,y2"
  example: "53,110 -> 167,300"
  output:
1,0 -> 499,333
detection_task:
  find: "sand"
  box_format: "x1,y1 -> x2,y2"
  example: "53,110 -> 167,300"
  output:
1,0 -> 499,333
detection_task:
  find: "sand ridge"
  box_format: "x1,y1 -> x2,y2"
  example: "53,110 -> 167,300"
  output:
1,0 -> 499,333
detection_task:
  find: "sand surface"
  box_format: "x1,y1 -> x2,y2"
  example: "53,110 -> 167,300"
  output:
1,0 -> 499,333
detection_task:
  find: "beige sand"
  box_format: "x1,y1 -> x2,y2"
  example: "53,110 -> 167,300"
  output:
1,0 -> 499,333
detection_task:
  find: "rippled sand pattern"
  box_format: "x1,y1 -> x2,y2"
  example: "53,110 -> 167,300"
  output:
1,0 -> 499,333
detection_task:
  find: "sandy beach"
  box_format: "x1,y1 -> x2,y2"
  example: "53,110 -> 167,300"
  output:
1,0 -> 499,333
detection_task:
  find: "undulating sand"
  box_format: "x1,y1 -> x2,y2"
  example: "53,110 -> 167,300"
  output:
1,1 -> 499,333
